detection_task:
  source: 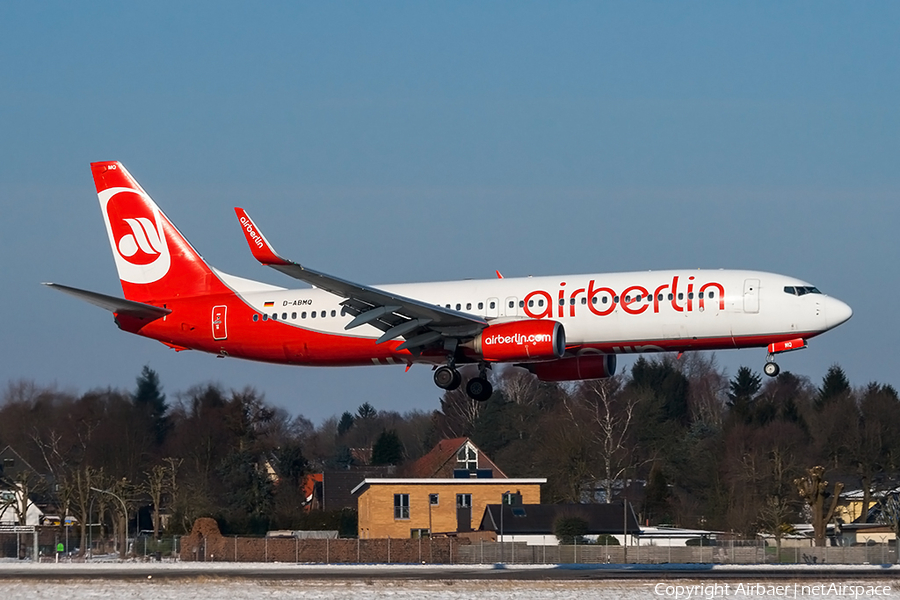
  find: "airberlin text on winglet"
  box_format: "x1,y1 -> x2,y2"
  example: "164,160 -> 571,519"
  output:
238,215 -> 265,250
522,275 -> 726,319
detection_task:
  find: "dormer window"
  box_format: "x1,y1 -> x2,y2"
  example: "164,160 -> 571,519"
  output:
456,443 -> 478,471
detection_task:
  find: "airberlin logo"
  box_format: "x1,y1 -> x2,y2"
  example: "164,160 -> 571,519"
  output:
98,187 -> 171,284
117,217 -> 164,262
239,216 -> 264,249
484,333 -> 552,346
522,275 -> 727,320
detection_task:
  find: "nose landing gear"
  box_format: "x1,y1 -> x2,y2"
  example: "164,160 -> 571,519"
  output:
763,338 -> 807,378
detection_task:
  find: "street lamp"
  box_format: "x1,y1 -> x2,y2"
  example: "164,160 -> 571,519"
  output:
91,487 -> 129,557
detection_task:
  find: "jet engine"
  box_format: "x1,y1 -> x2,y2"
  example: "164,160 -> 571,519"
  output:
469,320 -> 565,362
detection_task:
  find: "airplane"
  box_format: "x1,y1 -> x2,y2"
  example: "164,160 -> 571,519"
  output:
46,161 -> 853,401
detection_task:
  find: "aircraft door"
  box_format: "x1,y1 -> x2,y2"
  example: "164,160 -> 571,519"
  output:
504,296 -> 519,317
212,305 -> 228,340
743,279 -> 759,314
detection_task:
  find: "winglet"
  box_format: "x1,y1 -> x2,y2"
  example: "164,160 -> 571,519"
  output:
495,270 -> 503,279
234,208 -> 291,266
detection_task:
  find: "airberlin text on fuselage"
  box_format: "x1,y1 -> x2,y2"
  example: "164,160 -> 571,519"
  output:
239,216 -> 265,250
523,275 -> 726,319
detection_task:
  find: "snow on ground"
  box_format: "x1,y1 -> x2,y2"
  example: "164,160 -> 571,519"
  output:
2,578 -> 900,600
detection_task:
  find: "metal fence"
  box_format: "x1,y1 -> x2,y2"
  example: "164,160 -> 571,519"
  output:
0,528 -> 182,562
456,540 -> 899,565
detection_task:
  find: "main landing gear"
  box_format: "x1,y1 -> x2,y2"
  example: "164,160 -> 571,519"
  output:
763,359 -> 780,378
433,361 -> 493,402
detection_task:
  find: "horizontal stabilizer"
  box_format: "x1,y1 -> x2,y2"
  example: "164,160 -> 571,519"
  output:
43,283 -> 172,321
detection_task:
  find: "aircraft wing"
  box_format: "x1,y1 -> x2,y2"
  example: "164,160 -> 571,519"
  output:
234,208 -> 488,353
44,283 -> 172,321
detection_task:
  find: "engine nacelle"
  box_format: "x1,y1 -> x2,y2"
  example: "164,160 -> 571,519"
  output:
471,320 -> 565,362
525,353 -> 617,382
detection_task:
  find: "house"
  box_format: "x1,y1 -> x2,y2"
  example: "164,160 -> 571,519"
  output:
0,446 -> 47,526
353,437 -> 544,539
353,476 -> 545,539
478,502 -> 640,546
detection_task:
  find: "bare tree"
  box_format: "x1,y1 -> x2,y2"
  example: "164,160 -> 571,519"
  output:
795,466 -> 844,547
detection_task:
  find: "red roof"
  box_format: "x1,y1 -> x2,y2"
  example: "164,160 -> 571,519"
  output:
404,437 -> 507,479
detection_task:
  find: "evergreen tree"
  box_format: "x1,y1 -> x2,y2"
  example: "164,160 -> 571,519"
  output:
337,411 -> 355,436
133,365 -> 168,444
816,364 -> 850,410
357,402 -> 377,420
727,366 -> 761,422
371,429 -> 404,466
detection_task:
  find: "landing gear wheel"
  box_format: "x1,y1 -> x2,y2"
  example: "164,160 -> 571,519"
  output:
764,362 -> 780,377
466,377 -> 493,402
434,366 -> 461,390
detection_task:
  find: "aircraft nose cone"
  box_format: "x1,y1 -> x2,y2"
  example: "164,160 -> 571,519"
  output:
825,297 -> 853,330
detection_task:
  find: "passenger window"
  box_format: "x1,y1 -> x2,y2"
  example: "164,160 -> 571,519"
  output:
292,312 -> 297,319
466,303 -> 472,310
456,303 -> 461,310
282,313 -> 287,320
446,304 -> 451,308
570,298 -> 575,305
698,292 -> 704,299
321,311 -> 326,318
519,300 -> 524,308
592,297 -> 598,304
602,297 -> 608,304
478,302 -> 484,310
635,295 -> 641,302
625,295 -> 631,302
489,301 -> 496,309
253,314 -> 259,322
272,314 -> 278,320
509,300 -> 515,308
688,293 -> 693,300
331,310 -> 336,317
311,311 -> 316,318
558,299 -> 564,306
708,292 -> 714,299
581,297 -> 587,305
301,312 -> 307,318
528,300 -> 534,307
538,299 -> 544,307
678,293 -> 683,300
657,294 -> 663,301
614,296 -> 619,303
263,314 -> 268,321
668,293 -> 673,301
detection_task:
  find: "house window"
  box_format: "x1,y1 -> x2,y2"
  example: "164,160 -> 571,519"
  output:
457,444 -> 477,471
456,493 -> 472,509
429,493 -> 439,506
394,494 -> 410,519
411,528 -> 430,538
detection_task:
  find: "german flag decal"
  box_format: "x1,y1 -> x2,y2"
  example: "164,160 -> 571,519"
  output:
264,301 -> 274,307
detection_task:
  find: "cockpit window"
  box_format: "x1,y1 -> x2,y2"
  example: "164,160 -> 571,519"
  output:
784,285 -> 822,296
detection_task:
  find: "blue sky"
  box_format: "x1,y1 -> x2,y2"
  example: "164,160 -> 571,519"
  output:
2,2 -> 897,422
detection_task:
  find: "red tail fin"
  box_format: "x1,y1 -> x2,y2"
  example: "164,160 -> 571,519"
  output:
92,161 -> 222,303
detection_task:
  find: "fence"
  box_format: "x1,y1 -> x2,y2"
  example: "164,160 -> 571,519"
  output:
0,527 -> 183,562
455,540 -> 899,565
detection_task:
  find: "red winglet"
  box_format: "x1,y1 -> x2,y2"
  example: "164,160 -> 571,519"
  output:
234,208 -> 291,266
495,270 -> 503,279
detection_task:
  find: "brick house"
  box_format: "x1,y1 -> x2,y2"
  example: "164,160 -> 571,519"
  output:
353,438 -> 544,539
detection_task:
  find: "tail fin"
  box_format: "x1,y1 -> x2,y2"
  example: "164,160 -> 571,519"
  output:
92,161 -> 222,303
